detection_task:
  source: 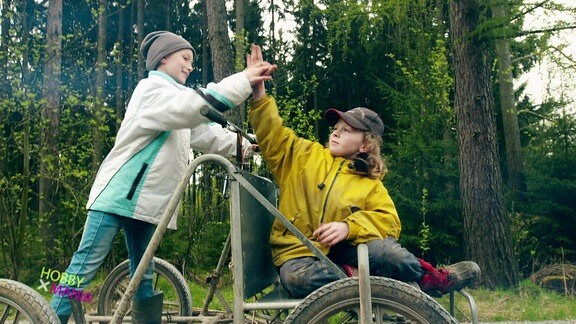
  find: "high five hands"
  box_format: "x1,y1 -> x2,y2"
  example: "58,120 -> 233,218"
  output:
245,44 -> 277,100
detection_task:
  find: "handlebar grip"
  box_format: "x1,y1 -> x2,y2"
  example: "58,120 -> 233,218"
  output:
200,106 -> 227,127
246,134 -> 257,145
200,105 -> 257,145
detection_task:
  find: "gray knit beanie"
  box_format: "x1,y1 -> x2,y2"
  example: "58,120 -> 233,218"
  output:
140,31 -> 195,71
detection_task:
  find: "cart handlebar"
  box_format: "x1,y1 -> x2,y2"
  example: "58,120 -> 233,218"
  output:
200,106 -> 257,145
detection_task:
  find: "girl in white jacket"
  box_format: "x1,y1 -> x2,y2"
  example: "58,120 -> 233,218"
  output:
51,31 -> 274,323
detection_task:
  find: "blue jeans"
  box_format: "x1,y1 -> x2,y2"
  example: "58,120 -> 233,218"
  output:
278,237 -> 423,298
50,210 -> 156,317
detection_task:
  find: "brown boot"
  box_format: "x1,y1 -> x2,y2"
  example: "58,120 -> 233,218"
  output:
417,259 -> 480,297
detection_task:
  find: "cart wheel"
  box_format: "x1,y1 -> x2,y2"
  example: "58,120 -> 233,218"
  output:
97,257 -> 193,322
0,279 -> 60,323
284,276 -> 457,324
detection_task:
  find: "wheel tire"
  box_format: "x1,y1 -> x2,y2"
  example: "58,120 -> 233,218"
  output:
0,279 -> 60,323
70,298 -> 86,324
284,276 -> 457,324
97,257 -> 193,322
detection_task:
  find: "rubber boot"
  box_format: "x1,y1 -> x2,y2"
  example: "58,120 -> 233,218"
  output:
131,291 -> 163,324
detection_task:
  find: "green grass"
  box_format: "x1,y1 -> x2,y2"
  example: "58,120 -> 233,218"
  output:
438,280 -> 576,322
186,271 -> 236,310
30,272 -> 576,322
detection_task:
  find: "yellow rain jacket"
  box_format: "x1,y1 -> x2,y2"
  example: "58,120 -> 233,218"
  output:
249,96 -> 402,267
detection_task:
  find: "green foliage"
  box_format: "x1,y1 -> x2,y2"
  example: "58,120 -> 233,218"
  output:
513,104 -> 576,275
275,81 -> 322,141
365,2 -> 461,264
189,221 -> 230,272
418,189 -> 432,256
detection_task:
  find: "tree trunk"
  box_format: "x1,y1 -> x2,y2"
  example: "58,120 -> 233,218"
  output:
127,2 -> 136,101
115,0 -> 125,131
40,0 -> 62,265
93,0 -> 107,172
206,0 -> 238,124
449,0 -> 519,288
137,0 -> 145,80
206,0 -> 233,81
234,0 -> 246,123
19,0 -> 31,281
0,0 -> 10,97
435,0 -> 457,197
164,0 -> 171,30
202,0 -> 209,85
269,0 -> 275,41
493,4 -> 526,202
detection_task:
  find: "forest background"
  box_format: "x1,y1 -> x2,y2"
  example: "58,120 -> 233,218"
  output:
0,0 -> 575,293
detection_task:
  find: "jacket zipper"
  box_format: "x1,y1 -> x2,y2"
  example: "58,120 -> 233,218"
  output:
320,160 -> 345,224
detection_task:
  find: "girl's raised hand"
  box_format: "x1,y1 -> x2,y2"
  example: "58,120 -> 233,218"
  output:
245,44 -> 276,100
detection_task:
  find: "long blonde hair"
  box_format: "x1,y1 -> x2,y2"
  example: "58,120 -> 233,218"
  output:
358,132 -> 386,179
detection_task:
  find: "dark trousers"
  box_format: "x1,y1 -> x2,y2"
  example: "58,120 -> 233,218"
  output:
278,237 -> 422,298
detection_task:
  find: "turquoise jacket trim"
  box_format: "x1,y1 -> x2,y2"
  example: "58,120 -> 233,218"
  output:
205,87 -> 234,109
89,131 -> 171,216
149,71 -> 186,89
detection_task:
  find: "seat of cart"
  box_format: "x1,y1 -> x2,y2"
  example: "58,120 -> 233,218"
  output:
237,169 -> 302,311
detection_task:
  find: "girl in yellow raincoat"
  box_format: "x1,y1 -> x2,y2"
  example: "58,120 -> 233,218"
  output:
247,45 -> 480,299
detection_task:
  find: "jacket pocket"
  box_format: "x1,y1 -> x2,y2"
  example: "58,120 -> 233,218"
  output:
350,205 -> 361,213
127,163 -> 148,200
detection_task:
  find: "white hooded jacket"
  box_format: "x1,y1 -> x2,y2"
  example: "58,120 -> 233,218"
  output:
87,70 -> 252,229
